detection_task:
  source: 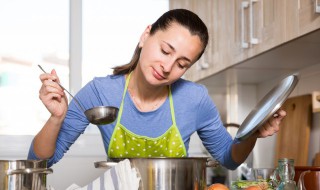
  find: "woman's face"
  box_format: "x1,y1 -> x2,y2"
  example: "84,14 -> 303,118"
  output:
137,22 -> 203,87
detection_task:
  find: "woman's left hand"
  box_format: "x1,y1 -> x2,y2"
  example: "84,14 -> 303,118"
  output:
257,109 -> 286,138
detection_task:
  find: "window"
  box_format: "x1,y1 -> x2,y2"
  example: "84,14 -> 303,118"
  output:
0,0 -> 168,135
82,0 -> 169,84
0,0 -> 69,135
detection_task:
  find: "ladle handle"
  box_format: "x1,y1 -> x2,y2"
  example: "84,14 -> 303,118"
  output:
37,65 -> 86,112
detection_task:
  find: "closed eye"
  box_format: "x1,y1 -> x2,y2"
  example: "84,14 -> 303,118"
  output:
177,64 -> 185,69
177,62 -> 188,69
161,49 -> 169,55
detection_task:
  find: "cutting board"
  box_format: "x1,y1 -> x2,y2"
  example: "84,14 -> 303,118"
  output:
274,94 -> 312,166
313,152 -> 320,166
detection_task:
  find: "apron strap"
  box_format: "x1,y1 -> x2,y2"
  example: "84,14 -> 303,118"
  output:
168,85 -> 176,126
115,73 -> 132,126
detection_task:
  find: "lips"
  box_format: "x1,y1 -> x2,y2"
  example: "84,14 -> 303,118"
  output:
152,69 -> 166,80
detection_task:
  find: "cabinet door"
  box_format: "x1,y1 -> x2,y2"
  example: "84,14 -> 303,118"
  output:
254,0 -> 287,53
192,0 -> 222,81
230,0 -> 286,62
285,0 -> 320,41
299,0 -> 320,36
225,0 -> 250,64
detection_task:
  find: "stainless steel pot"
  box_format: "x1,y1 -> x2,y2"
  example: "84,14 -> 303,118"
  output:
95,157 -> 219,190
0,160 -> 53,190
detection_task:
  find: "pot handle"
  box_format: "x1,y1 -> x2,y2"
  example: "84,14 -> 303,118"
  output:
206,158 -> 220,167
6,168 -> 53,175
94,161 -> 118,169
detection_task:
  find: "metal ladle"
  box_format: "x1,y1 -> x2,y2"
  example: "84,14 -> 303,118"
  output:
38,65 -> 118,125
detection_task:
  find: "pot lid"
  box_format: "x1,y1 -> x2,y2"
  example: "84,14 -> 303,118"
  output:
235,74 -> 299,141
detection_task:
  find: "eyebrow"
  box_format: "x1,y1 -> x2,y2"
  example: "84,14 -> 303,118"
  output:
162,41 -> 192,63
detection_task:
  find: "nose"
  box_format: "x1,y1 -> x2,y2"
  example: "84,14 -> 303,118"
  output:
160,58 -> 175,73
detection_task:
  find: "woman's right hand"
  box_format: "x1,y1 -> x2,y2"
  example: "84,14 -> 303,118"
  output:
39,69 -> 68,119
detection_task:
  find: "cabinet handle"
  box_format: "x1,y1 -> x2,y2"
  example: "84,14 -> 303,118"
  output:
241,1 -> 249,48
316,0 -> 320,13
249,0 -> 259,44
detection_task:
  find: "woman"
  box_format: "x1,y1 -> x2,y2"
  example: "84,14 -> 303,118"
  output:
28,9 -> 285,168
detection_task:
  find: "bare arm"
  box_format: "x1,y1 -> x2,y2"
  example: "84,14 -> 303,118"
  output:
231,109 -> 286,164
33,69 -> 68,159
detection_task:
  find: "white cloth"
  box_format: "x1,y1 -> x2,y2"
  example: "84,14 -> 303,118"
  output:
62,159 -> 140,190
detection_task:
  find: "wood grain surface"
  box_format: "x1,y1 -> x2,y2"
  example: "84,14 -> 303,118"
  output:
274,94 -> 312,166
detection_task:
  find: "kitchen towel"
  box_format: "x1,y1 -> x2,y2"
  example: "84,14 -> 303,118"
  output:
63,159 -> 141,190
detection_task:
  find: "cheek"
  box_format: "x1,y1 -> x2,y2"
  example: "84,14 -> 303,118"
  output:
140,49 -> 164,67
170,66 -> 188,78
140,46 -> 155,62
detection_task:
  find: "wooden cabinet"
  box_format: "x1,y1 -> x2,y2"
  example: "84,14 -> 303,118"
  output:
285,0 -> 320,40
230,0 -> 287,61
297,0 -> 320,36
231,0 -> 320,59
170,0 -> 320,82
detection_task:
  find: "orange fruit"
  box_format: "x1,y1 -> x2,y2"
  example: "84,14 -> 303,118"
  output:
207,183 -> 229,190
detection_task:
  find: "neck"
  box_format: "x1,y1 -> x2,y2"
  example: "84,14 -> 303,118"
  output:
127,70 -> 168,111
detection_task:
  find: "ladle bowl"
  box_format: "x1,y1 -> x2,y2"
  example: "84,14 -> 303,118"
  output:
38,65 -> 118,125
84,106 -> 119,125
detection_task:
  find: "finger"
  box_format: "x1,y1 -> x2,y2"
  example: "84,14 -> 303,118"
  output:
268,109 -> 285,127
45,84 -> 65,96
263,124 -> 274,135
274,109 -> 286,119
258,127 -> 275,137
39,73 -> 57,83
267,121 -> 280,133
258,126 -> 269,137
39,83 -> 65,105
51,69 -> 62,84
41,91 -> 63,102
39,83 -> 64,98
267,117 -> 280,132
258,121 -> 279,137
41,81 -> 64,96
39,69 -> 61,85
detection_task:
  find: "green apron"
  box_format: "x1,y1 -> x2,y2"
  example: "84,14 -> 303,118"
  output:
108,74 -> 187,158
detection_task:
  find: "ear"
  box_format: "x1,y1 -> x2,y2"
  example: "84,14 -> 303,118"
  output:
139,25 -> 152,48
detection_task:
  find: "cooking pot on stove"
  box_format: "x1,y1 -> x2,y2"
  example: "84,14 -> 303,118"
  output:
0,160 -> 53,190
95,157 -> 219,190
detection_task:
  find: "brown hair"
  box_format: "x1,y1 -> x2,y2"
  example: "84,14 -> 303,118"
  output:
113,9 -> 209,75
